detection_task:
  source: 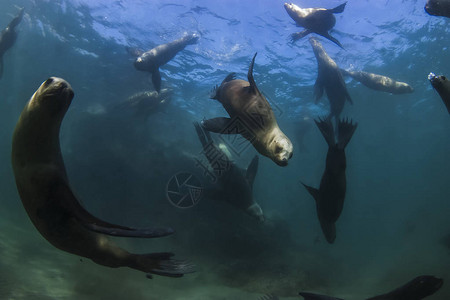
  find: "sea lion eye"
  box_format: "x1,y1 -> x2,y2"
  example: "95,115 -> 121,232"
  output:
44,78 -> 54,86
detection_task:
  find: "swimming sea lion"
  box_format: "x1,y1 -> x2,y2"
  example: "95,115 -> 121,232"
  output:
425,0 -> 450,18
201,53 -> 293,167
310,37 -> 352,122
0,7 -> 24,79
194,122 -> 264,221
428,72 -> 450,114
340,69 -> 414,94
11,77 -> 194,278
301,118 -> 357,244
284,2 -> 346,48
131,33 -> 199,93
299,275 -> 443,300
112,88 -> 172,119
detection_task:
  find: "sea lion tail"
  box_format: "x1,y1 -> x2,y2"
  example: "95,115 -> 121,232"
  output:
337,118 -> 357,149
130,252 -> 196,278
330,2 -> 347,14
314,117 -> 336,147
299,291 -> 344,300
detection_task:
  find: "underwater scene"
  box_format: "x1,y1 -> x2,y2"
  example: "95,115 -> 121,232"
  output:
1,0 -> 450,299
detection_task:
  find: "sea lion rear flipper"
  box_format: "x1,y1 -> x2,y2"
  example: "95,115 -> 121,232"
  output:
291,29 -> 312,42
314,118 -> 336,147
337,118 -> 357,149
299,291 -> 344,300
320,32 -> 344,49
151,69 -> 162,93
201,117 -> 232,133
55,178 -> 175,238
246,155 -> 259,187
329,2 -> 347,14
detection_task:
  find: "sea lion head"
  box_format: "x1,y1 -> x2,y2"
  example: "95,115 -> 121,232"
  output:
268,131 -> 293,167
425,0 -> 445,17
29,77 -> 74,118
284,3 -> 302,19
396,82 -> 414,93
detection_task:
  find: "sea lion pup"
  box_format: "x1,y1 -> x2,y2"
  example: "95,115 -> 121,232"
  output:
284,2 -> 346,48
194,122 -> 264,222
130,33 -> 199,93
11,77 -> 194,278
428,72 -> 450,114
425,0 -> 450,18
299,275 -> 443,300
201,53 -> 293,167
340,69 -> 414,94
301,118 -> 357,244
310,37 -> 352,122
0,7 -> 24,79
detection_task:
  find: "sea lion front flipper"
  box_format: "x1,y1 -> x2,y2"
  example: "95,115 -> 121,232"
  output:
301,182 -> 320,203
299,291 -> 344,300
337,118 -> 357,149
314,118 -> 336,147
291,29 -> 312,42
54,178 -> 175,238
201,117 -> 232,133
320,32 -> 344,49
246,52 -> 261,95
313,78 -> 325,103
132,252 -> 195,278
246,155 -> 259,187
193,121 -> 213,148
151,68 -> 162,93
329,2 -> 347,14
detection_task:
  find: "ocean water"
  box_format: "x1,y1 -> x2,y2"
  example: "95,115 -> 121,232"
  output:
0,0 -> 449,299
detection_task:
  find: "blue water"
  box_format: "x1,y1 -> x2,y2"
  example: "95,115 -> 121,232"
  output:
0,0 -> 449,299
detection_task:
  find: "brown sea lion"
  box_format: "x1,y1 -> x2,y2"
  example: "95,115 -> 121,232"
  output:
299,275 -> 443,300
0,7 -> 24,79
310,37 -> 352,122
284,2 -> 346,48
130,33 -> 199,93
201,53 -> 293,167
194,122 -> 264,221
11,77 -> 194,278
301,118 -> 357,244
428,72 -> 450,114
340,69 -> 414,94
425,0 -> 450,18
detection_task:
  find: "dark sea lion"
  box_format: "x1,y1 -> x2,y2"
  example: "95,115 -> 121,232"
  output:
194,122 -> 264,221
131,33 -> 199,93
340,69 -> 414,94
11,77 -> 194,278
299,276 -> 443,300
425,0 -> 450,18
301,118 -> 357,244
0,7 -> 24,79
428,72 -> 450,114
366,275 -> 444,300
284,2 -> 346,48
310,37 -> 352,122
201,53 -> 293,167
259,294 -> 280,300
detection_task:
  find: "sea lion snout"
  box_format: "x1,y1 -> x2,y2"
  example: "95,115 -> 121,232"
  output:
271,136 -> 293,167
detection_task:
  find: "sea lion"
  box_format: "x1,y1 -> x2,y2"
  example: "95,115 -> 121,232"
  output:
201,53 -> 293,167
130,33 -> 199,93
310,37 -> 352,122
0,7 -> 24,79
112,88 -> 172,119
428,72 -> 450,114
299,275 -> 443,300
194,122 -> 264,221
11,77 -> 194,278
301,118 -> 357,244
340,69 -> 414,94
284,2 -> 346,48
425,0 -> 450,18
